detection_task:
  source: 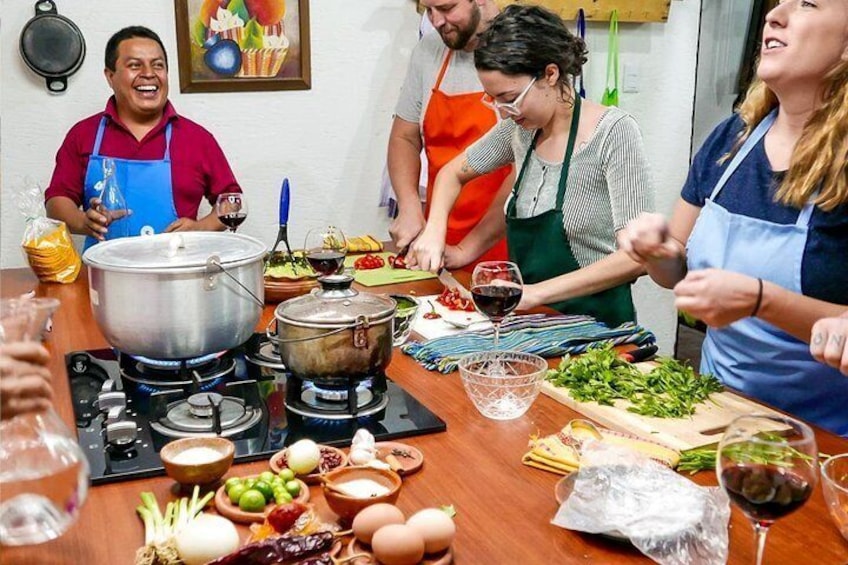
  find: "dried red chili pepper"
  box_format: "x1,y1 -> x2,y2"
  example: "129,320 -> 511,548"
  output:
207,532 -> 334,565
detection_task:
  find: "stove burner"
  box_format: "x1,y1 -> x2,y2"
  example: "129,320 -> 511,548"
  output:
244,334 -> 286,370
151,395 -> 263,438
120,356 -> 236,388
130,351 -> 225,369
187,392 -> 223,417
304,384 -> 373,407
286,377 -> 389,420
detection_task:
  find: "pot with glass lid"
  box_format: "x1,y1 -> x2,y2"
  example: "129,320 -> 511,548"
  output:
270,273 -> 395,388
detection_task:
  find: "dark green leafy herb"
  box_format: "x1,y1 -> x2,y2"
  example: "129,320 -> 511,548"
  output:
677,433 -> 815,475
545,343 -> 723,418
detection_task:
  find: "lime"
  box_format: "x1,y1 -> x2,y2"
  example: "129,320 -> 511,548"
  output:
238,489 -> 267,513
253,480 -> 274,502
224,477 -> 242,490
285,480 -> 301,497
278,468 -> 296,482
259,471 -> 275,484
227,483 -> 248,505
275,490 -> 293,504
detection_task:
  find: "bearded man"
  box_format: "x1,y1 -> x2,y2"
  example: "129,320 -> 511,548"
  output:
387,0 -> 512,270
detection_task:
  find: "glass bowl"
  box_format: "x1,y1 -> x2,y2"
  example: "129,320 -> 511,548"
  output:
457,351 -> 548,420
821,453 -> 848,541
390,294 -> 420,346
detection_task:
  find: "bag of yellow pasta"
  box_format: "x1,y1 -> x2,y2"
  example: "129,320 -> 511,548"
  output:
19,182 -> 81,283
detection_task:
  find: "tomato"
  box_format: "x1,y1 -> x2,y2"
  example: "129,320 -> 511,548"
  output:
267,501 -> 308,534
436,288 -> 475,312
422,301 -> 442,320
354,253 -> 385,270
388,254 -> 408,269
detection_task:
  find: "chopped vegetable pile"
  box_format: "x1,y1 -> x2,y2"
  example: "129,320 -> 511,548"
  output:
545,343 -> 724,418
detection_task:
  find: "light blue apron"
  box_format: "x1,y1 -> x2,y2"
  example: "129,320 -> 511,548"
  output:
687,110 -> 848,436
83,117 -> 178,249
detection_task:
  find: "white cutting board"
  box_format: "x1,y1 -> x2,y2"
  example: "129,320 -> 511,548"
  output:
541,362 -> 788,451
411,294 -> 490,340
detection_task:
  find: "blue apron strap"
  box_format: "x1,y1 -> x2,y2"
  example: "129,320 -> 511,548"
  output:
796,199 -> 816,227
92,116 -> 108,157
163,122 -> 172,161
710,110 -> 777,200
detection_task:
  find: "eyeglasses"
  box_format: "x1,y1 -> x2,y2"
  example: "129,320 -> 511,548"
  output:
481,78 -> 537,117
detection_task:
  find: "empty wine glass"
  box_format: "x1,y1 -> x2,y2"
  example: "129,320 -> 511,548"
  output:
216,193 -> 247,233
0,298 -> 90,546
470,261 -> 523,348
303,226 -> 348,278
717,415 -> 818,565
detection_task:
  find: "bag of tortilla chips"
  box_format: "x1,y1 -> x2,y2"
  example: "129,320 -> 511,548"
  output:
19,181 -> 81,283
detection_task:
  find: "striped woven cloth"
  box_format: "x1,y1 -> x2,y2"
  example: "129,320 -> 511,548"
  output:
401,314 -> 655,373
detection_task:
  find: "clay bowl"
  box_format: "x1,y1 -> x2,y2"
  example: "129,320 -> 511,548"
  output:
321,466 -> 402,524
159,437 -> 235,487
264,251 -> 319,303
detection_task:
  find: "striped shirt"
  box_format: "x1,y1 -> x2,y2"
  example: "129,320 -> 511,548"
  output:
466,107 -> 654,268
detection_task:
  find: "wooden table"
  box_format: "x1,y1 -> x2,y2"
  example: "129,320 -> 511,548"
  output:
2,267 -> 847,564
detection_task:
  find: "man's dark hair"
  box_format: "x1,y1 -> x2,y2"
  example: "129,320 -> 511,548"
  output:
475,5 -> 588,103
105,26 -> 168,71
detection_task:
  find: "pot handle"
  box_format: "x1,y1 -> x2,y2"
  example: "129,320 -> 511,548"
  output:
266,315 -> 369,345
205,256 -> 264,307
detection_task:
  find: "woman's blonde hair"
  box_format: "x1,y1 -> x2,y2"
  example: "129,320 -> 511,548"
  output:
729,58 -> 848,211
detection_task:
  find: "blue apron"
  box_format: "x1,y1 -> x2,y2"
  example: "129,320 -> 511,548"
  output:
83,117 -> 178,249
687,110 -> 848,436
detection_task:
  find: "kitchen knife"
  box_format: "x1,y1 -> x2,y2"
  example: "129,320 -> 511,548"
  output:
278,179 -> 296,265
437,267 -> 472,300
621,344 -> 658,363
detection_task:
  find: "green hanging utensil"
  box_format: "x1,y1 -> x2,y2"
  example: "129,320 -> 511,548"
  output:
601,9 -> 619,107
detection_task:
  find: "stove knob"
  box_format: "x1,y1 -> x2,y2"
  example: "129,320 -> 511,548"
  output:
105,405 -> 126,426
98,391 -> 126,412
101,379 -> 117,393
105,420 -> 137,448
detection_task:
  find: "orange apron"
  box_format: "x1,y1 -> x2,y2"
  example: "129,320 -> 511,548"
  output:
422,52 -> 510,270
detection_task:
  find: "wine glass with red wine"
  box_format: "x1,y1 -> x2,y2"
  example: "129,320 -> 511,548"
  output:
303,226 -> 348,277
717,415 -> 818,565
216,193 -> 247,233
470,261 -> 523,348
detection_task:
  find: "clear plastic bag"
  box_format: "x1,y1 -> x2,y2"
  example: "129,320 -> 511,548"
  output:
19,179 -> 81,284
552,441 -> 730,565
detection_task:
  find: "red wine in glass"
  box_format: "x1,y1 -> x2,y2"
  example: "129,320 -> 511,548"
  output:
471,284 -> 522,322
720,465 -> 813,522
306,250 -> 346,277
219,212 -> 247,231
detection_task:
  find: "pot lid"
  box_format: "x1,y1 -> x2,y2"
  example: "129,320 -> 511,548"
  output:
83,232 -> 267,271
275,283 -> 395,325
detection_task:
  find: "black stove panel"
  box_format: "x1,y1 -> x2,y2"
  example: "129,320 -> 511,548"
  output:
66,336 -> 446,485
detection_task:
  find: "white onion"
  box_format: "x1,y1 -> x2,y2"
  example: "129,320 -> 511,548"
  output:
287,439 -> 322,474
175,513 -> 240,565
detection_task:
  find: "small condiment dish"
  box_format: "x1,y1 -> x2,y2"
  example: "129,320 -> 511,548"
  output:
160,437 -> 235,487
321,466 -> 402,523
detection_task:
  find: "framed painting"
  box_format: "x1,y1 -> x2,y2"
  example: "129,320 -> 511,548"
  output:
174,0 -> 310,93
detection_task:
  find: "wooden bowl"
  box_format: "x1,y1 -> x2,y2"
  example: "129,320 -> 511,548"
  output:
264,277 -> 319,303
214,475 -> 310,524
270,445 -> 349,484
321,466 -> 402,524
159,437 -> 234,487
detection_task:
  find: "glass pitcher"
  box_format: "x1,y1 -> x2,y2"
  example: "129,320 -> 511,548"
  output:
0,298 -> 90,546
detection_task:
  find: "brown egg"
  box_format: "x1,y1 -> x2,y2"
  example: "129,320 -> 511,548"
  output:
405,508 -> 456,554
352,503 -> 406,545
371,524 -> 425,565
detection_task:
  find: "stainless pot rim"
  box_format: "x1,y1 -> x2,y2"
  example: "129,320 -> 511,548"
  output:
83,232 -> 267,273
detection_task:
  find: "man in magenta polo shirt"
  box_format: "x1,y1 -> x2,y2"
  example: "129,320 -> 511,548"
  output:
45,26 -> 240,247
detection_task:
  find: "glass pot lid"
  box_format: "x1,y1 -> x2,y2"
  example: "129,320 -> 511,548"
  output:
274,278 -> 395,326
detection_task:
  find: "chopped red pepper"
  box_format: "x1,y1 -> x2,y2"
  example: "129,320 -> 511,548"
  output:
353,253 -> 385,270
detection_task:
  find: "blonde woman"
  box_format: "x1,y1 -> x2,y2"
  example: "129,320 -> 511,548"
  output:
620,0 -> 848,435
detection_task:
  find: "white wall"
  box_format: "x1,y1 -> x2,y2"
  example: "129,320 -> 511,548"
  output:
0,0 -> 702,354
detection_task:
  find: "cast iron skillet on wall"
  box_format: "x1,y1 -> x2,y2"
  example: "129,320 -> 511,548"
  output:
19,0 -> 85,93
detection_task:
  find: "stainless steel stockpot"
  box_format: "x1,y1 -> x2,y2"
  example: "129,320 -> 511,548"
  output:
82,232 -> 266,359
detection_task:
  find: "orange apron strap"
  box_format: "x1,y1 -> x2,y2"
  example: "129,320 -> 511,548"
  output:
433,51 -> 452,93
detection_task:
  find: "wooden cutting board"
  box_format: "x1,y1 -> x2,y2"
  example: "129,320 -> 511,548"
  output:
541,362 -> 787,451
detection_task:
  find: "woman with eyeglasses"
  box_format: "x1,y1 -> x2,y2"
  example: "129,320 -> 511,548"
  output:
408,5 -> 653,327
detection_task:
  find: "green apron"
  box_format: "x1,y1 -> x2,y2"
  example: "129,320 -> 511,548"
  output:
505,96 -> 635,327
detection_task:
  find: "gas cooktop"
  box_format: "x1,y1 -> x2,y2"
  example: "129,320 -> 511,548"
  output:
65,334 -> 446,485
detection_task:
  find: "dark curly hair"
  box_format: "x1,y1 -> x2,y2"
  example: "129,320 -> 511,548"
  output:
474,4 -> 587,103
